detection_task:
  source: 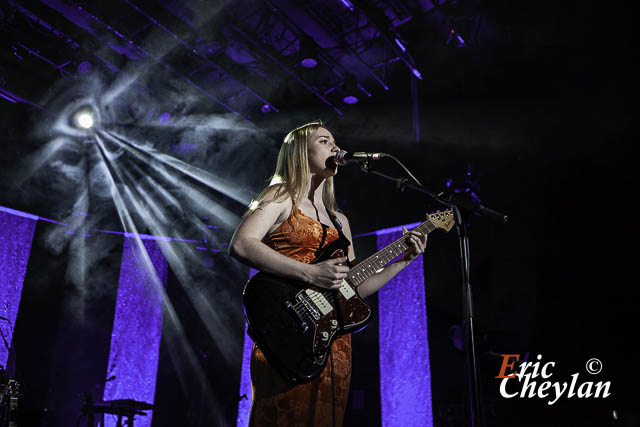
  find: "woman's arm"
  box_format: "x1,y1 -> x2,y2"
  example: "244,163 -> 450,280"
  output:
337,213 -> 428,299
228,195 -> 349,289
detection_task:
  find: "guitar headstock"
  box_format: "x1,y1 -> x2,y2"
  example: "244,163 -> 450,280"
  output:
427,209 -> 455,232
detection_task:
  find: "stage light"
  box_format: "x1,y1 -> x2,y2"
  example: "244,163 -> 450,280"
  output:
301,58 -> 318,69
260,104 -> 272,113
343,95 -> 358,104
342,74 -> 362,104
77,61 -> 92,74
74,110 -> 95,129
446,28 -> 466,48
77,112 -> 94,129
299,38 -> 318,69
158,112 -> 171,124
339,0 -> 354,11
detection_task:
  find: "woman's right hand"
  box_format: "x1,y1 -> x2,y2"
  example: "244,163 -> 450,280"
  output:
304,256 -> 350,289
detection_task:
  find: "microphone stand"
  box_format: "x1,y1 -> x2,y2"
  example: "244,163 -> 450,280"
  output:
358,160 -> 508,427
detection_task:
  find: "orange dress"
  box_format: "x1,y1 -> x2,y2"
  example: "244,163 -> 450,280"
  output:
249,210 -> 352,427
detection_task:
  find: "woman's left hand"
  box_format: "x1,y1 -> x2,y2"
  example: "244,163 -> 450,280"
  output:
400,226 -> 428,262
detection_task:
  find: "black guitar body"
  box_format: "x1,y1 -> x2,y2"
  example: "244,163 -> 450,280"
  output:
242,235 -> 371,383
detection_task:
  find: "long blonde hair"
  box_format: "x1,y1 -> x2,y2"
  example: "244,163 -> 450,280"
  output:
247,121 -> 339,217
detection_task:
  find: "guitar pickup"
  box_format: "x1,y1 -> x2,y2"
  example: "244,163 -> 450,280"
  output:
338,280 -> 355,299
303,289 -> 333,315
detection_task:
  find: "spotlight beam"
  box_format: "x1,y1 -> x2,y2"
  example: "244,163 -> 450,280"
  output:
93,134 -> 221,411
98,130 -> 242,229
121,114 -> 256,132
64,152 -> 91,289
100,129 -> 253,206
123,161 -> 230,244
118,160 -> 241,366
152,165 -> 240,230
139,175 -> 185,218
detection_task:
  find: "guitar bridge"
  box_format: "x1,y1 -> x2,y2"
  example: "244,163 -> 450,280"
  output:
297,292 -> 321,320
284,300 -> 309,332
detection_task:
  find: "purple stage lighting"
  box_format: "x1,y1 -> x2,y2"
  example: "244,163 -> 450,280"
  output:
77,61 -> 92,74
158,112 -> 171,124
299,37 -> 318,69
447,29 -> 466,48
102,236 -> 168,427
236,268 -> 259,427
377,226 -> 433,427
0,207 -> 38,370
0,92 -> 17,104
339,0 -> 355,11
343,95 -> 358,104
301,58 -> 318,68
260,104 -> 272,113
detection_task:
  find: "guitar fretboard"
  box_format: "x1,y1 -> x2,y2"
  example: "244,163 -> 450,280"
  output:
348,219 -> 435,287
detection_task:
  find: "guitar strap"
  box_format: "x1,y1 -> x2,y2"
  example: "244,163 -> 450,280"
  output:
325,206 -> 353,270
313,224 -> 329,261
325,206 -> 351,246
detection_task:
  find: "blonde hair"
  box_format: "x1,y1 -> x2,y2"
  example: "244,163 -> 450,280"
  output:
247,121 -> 339,217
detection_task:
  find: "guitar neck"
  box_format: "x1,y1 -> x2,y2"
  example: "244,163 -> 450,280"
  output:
348,219 -> 436,287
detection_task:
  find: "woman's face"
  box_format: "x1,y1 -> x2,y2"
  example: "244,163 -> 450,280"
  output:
307,127 -> 340,177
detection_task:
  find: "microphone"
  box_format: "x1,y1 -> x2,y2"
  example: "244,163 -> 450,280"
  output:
335,150 -> 387,166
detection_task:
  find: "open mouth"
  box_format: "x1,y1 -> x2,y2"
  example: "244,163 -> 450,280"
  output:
326,156 -> 338,170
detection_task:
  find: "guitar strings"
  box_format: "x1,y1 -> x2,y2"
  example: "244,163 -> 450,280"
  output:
287,216 -> 447,327
290,229 -> 422,317
291,231 -> 417,315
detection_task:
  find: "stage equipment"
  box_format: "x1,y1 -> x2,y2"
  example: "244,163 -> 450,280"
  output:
299,37 -> 318,69
356,154 -> 508,427
80,392 -> 153,427
335,150 -> 387,165
0,372 -> 19,427
72,108 -> 95,130
338,0 -> 355,11
447,28 -> 467,47
242,210 -> 454,383
341,75 -> 362,104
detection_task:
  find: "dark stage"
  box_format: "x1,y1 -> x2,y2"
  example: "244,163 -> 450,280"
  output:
0,0 -> 636,426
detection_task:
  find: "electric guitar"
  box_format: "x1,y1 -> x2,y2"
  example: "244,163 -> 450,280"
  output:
242,210 -> 455,383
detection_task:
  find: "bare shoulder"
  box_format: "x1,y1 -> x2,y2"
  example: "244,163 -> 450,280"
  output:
240,186 -> 292,237
261,184 -> 289,203
253,185 -> 291,213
